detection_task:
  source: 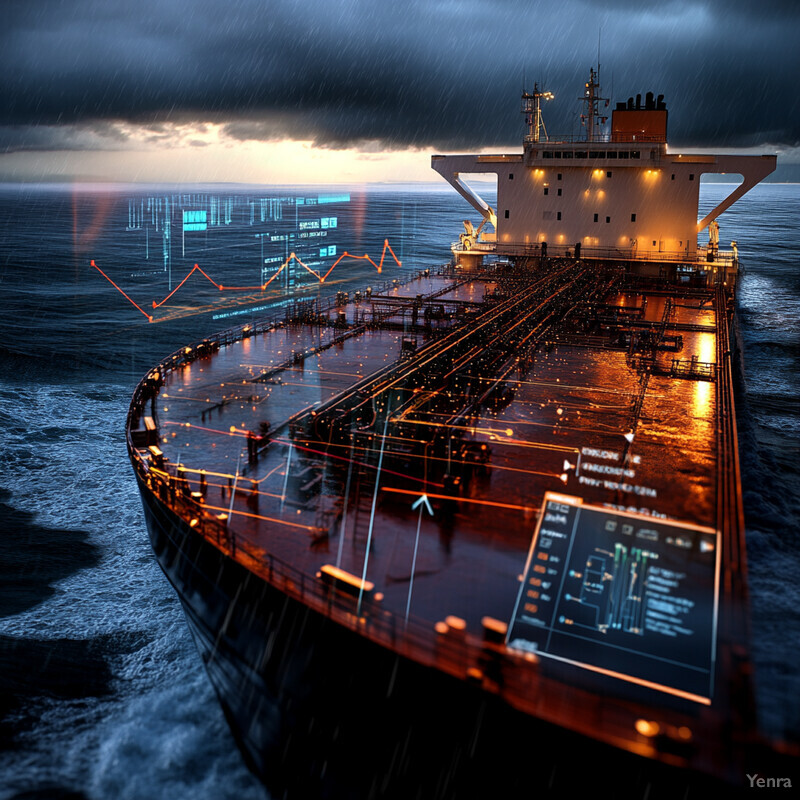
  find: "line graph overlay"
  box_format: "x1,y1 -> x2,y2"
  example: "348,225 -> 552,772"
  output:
90,239 -> 402,321
89,260 -> 153,322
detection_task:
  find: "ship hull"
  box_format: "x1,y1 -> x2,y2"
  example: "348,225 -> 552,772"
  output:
137,471 -> 729,799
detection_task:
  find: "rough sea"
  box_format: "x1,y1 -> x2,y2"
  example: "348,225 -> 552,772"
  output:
0,182 -> 797,798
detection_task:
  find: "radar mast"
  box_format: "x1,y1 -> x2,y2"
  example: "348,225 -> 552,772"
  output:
521,82 -> 554,144
580,67 -> 608,142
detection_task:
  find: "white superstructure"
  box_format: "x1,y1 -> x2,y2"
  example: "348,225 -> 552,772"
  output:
432,72 -> 776,269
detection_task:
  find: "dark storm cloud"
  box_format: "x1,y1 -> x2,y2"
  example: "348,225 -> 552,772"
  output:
1,0 -> 798,153
0,121 -> 131,153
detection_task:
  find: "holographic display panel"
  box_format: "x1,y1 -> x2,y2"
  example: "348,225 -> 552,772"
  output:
507,493 -> 720,702
182,209 -> 207,231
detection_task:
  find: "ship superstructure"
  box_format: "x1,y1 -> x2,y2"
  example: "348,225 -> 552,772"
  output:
434,73 -> 774,275
126,71 -> 792,798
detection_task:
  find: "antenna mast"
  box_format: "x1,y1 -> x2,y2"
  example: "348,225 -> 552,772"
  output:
522,82 -> 554,144
580,66 -> 608,143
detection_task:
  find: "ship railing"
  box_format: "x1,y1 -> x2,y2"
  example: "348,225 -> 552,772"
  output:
452,239 -> 737,268
240,542 -> 478,678
144,462 -> 480,673
449,241 -> 495,253
714,284 -> 751,652
523,133 -> 666,145
125,449 -> 487,681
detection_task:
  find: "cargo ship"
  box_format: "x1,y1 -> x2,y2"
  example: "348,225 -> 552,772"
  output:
126,71 -> 791,797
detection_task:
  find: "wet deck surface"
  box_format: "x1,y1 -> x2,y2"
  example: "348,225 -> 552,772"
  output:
148,271 -> 720,635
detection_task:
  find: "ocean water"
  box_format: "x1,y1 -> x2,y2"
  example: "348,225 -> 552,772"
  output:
0,182 -> 797,798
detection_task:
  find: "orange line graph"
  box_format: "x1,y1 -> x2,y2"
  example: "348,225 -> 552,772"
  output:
90,239 -> 402,322
90,260 -> 154,322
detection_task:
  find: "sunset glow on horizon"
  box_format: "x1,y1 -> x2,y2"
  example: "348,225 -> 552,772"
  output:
0,123 -> 457,185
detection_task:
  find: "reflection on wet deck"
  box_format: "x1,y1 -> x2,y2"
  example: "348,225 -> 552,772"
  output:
148,269 -> 722,633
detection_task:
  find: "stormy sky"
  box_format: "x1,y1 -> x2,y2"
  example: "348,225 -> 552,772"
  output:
2,0 -> 798,182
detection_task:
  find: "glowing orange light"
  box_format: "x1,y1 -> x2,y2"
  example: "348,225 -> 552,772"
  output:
635,719 -> 660,737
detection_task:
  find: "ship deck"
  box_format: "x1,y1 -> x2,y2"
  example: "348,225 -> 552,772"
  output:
128,260 -> 753,781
